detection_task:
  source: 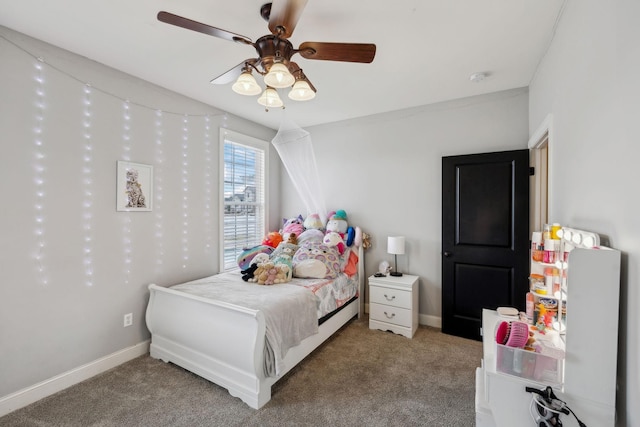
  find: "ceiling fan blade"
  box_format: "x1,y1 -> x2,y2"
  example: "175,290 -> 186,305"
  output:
158,11 -> 253,45
268,0 -> 308,38
210,59 -> 259,85
298,42 -> 376,63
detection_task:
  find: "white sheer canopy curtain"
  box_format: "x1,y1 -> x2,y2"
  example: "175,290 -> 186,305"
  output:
271,115 -> 327,222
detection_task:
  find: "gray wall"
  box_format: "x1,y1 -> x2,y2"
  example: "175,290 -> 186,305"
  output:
529,1 -> 640,425
0,27 -> 277,398
280,88 -> 530,326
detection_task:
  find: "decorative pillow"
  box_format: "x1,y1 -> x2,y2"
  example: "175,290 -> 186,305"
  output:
292,241 -> 342,279
343,250 -> 359,277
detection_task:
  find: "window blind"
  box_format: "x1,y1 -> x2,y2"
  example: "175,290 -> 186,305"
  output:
221,130 -> 267,271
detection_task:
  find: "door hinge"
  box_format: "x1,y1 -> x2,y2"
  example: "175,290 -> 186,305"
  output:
529,166 -> 535,176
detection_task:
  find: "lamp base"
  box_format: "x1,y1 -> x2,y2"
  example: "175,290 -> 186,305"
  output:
390,272 -> 403,277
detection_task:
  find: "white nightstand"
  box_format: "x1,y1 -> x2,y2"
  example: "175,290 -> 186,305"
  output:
368,274 -> 419,338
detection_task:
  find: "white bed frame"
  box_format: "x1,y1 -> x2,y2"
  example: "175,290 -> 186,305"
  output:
145,244 -> 364,409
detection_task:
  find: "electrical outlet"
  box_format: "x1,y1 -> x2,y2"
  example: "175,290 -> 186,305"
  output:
123,313 -> 133,327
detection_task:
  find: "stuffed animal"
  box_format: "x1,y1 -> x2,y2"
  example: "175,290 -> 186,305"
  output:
241,252 -> 270,281
271,247 -> 294,281
297,229 -> 324,246
270,234 -> 298,282
326,210 -> 348,236
292,241 -> 342,279
281,215 -> 304,241
303,213 -> 324,231
271,234 -> 299,259
361,231 -> 372,250
241,263 -> 259,282
237,245 -> 274,271
249,261 -> 289,285
323,231 -> 346,255
286,233 -> 298,245
262,231 -> 283,249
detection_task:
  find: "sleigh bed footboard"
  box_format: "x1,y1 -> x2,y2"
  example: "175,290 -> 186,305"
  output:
146,284 -> 270,408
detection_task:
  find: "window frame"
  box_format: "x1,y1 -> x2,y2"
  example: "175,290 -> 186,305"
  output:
219,128 -> 269,272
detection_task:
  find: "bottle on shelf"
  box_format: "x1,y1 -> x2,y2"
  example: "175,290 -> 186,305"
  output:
525,292 -> 535,324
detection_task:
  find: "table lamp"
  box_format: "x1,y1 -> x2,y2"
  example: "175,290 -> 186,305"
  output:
387,236 -> 405,277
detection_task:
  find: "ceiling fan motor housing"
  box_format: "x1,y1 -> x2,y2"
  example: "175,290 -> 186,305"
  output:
255,35 -> 295,72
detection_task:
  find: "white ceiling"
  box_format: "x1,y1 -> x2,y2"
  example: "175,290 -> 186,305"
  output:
0,0 -> 565,130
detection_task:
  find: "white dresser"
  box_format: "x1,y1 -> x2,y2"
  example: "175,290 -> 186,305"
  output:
368,274 -> 419,338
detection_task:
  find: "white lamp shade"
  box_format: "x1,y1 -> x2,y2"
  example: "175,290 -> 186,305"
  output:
288,80 -> 316,101
257,87 -> 283,108
232,72 -> 261,96
264,63 -> 295,88
387,236 -> 405,255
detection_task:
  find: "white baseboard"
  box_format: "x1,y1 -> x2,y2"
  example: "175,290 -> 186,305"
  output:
0,340 -> 150,417
420,313 -> 442,329
364,304 -> 442,329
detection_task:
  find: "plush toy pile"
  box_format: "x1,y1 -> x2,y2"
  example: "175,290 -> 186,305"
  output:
236,210 -> 363,285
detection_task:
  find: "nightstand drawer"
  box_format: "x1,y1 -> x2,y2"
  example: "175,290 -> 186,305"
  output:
369,302 -> 412,328
369,286 -> 412,309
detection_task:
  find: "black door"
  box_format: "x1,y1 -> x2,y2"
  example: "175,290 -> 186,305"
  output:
442,150 -> 529,341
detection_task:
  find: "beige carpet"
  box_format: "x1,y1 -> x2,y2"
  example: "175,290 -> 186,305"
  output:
1,317 -> 482,426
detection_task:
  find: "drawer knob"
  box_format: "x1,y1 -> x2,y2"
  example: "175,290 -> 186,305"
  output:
384,294 -> 396,301
383,311 -> 396,319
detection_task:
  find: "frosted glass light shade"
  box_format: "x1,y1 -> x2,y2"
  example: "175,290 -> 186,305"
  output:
264,63 -> 295,88
387,236 -> 405,255
288,80 -> 316,101
232,72 -> 261,96
257,87 -> 283,108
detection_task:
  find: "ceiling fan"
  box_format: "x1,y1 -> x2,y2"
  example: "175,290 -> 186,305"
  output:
157,0 -> 376,109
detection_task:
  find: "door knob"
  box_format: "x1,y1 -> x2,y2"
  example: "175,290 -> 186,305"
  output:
443,251 -> 452,257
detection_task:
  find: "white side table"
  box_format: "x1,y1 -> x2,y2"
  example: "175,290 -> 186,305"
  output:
368,274 -> 419,338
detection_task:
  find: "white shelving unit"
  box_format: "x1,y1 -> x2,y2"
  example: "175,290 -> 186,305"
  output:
475,228 -> 621,427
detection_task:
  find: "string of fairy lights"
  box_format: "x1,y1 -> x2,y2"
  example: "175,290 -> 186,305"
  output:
2,33 -> 233,287
202,115 -> 213,253
121,100 -> 134,285
181,115 -> 190,268
154,109 -> 165,276
81,84 -> 95,286
32,58 -> 48,286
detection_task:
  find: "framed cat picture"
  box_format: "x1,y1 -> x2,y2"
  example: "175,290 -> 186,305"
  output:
116,161 -> 153,212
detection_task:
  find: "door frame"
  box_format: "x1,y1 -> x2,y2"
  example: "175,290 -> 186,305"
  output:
528,114 -> 554,233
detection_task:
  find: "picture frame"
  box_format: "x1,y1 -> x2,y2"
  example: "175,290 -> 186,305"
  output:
116,161 -> 153,212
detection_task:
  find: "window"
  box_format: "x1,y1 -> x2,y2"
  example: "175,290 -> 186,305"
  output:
220,129 -> 268,271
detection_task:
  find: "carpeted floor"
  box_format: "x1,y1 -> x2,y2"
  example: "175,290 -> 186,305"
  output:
1,317 -> 482,426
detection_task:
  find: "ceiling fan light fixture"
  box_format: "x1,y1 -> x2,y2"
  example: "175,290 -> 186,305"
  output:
257,87 -> 284,108
288,80 -> 316,101
264,62 -> 295,88
232,71 -> 262,96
